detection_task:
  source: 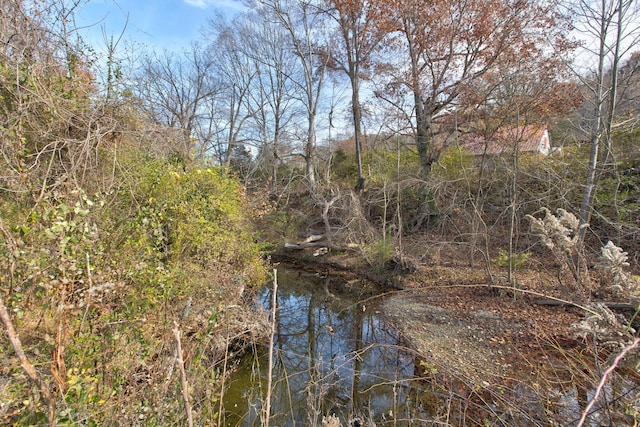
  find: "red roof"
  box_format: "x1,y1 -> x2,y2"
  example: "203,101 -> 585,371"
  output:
463,125 -> 550,156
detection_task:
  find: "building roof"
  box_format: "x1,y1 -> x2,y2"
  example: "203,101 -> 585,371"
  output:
463,125 -> 550,156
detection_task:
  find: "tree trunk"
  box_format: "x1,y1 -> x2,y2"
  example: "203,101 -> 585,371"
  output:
577,0 -> 627,246
306,114 -> 317,189
352,77 -> 365,191
347,23 -> 364,191
414,93 -> 434,178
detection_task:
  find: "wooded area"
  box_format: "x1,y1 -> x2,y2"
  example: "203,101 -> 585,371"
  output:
1,0 -> 640,424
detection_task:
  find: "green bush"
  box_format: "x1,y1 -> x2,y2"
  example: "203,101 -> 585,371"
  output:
492,248 -> 530,269
364,147 -> 421,187
363,235 -> 394,273
330,148 -> 358,185
0,148 -> 266,424
431,144 -> 476,182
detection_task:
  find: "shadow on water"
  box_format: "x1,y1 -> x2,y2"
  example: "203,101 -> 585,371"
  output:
221,265 -> 432,426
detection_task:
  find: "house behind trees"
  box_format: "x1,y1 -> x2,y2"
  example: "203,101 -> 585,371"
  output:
462,125 -> 551,156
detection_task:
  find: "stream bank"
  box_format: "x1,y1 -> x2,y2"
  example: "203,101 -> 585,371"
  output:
269,251 -> 581,388
263,249 -> 640,425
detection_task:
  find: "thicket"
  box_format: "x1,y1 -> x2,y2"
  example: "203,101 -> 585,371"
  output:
2,160 -> 267,424
277,129 -> 640,289
2,144 -> 266,425
0,7 -> 266,425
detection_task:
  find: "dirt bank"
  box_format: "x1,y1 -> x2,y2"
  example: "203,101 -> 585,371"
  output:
381,286 -> 583,388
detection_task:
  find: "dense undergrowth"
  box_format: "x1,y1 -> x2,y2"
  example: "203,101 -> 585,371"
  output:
0,149 -> 267,425
0,7 -> 271,421
0,3 -> 270,423
268,138 -> 640,274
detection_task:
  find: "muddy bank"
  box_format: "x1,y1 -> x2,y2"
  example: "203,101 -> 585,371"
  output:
382,293 -> 513,387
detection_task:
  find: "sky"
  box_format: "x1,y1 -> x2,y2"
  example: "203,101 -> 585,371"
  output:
76,0 -> 246,51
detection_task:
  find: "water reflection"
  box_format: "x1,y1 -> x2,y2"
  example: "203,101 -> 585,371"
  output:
222,266 -> 430,426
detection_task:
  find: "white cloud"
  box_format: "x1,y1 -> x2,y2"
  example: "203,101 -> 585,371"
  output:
184,0 -> 208,8
183,0 -> 245,10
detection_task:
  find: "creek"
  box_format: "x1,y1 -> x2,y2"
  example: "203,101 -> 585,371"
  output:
221,264 -> 431,426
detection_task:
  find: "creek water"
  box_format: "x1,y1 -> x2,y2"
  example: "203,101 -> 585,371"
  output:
221,265 -> 431,426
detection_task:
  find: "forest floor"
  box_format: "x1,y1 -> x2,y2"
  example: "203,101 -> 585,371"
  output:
380,269 -> 584,390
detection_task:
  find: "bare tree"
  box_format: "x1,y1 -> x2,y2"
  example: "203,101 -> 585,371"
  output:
258,0 -> 332,190
569,0 -> 640,252
136,44 -> 219,158
206,15 -> 258,169
231,10 -> 301,190
325,0 -> 388,190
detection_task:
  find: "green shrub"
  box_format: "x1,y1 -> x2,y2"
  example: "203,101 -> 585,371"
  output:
363,235 -> 394,272
0,149 -> 266,424
330,148 -> 358,185
492,248 -> 530,269
364,147 -> 421,187
432,144 -> 476,182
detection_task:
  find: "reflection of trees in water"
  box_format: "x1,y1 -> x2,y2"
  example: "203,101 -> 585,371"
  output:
227,267 -> 430,426
224,268 -> 640,425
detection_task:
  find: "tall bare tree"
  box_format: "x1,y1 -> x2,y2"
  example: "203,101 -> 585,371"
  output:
206,15 -> 258,169
570,0 -> 640,251
233,10 -> 301,190
136,44 -> 218,158
325,0 -> 388,190
258,0 -> 331,190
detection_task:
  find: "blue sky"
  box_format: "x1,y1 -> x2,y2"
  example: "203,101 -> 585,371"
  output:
76,0 -> 246,51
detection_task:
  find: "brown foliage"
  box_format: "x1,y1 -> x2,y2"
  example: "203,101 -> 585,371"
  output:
371,0 -> 575,174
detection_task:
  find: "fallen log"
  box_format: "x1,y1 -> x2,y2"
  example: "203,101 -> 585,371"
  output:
302,234 -> 325,244
283,235 -> 360,253
284,241 -> 328,250
534,299 -> 637,311
284,233 -> 330,250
